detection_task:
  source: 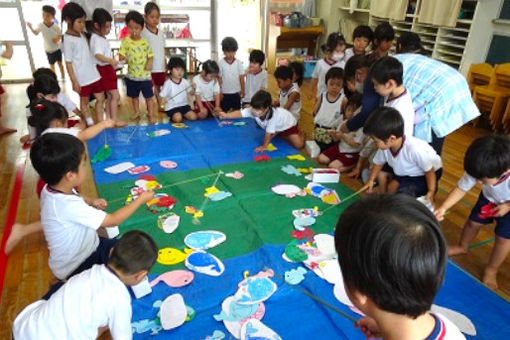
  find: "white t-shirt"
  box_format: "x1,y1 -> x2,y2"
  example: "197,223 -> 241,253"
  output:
193,74 -> 220,102
383,89 -> 415,138
40,185 -> 106,279
337,112 -> 364,154
458,171 -> 510,204
243,69 -> 267,103
279,82 -> 301,120
141,27 -> 165,73
90,33 -> 112,66
35,22 -> 62,53
312,58 -> 345,95
63,33 -> 100,87
426,313 -> 466,340
314,91 -> 344,128
344,48 -> 355,63
373,136 -> 442,177
218,58 -> 244,94
241,107 -> 296,134
13,264 -> 132,340
160,78 -> 191,110
41,127 -> 81,137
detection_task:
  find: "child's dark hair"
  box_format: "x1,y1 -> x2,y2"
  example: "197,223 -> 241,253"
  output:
321,32 -> 346,53
42,5 -> 56,17
61,2 -> 86,26
144,1 -> 160,15
352,25 -> 374,42
125,10 -> 144,27
202,60 -> 219,75
363,106 -> 404,140
29,69 -> 58,105
221,37 -> 238,52
370,56 -> 403,86
168,56 -> 185,71
346,92 -> 362,110
250,90 -> 272,109
30,132 -> 84,186
396,32 -> 425,54
274,66 -> 293,81
325,67 -> 344,85
28,99 -> 68,137
92,8 -> 113,31
290,61 -> 304,87
249,49 -> 265,65
464,135 -> 510,179
33,67 -> 57,80
374,22 -> 395,43
108,230 -> 158,275
335,194 -> 446,318
344,55 -> 370,83
34,74 -> 61,96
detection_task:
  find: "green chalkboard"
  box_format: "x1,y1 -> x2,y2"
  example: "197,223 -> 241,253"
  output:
486,35 -> 510,64
500,0 -> 510,19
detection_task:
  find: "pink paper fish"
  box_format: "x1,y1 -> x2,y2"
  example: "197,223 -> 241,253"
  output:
150,270 -> 194,288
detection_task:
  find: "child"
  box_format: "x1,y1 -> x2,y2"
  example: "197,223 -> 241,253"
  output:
312,67 -> 345,151
435,135 -> 510,290
62,2 -> 106,126
335,194 -> 465,340
368,22 -> 395,63
193,60 -> 221,118
142,2 -> 166,109
90,8 -> 120,121
290,61 -> 304,87
364,107 -> 442,200
13,230 -> 158,339
219,90 -> 304,152
27,5 -> 65,79
371,56 -> 414,138
119,10 -> 156,123
274,66 -> 301,121
29,133 -> 154,296
161,57 -> 196,122
318,93 -> 363,172
0,41 -> 16,136
242,49 -> 267,107
218,37 -> 244,112
344,25 -> 373,62
311,32 -> 346,97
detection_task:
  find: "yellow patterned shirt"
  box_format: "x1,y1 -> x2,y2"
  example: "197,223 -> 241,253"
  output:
119,36 -> 153,80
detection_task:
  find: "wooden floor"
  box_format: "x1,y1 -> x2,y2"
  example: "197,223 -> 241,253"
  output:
0,75 -> 508,338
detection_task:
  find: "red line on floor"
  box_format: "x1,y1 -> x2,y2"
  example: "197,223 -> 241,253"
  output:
0,152 -> 27,302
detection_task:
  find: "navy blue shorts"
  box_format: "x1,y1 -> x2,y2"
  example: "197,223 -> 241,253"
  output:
393,168 -> 443,197
125,78 -> 154,99
221,93 -> 241,112
41,237 -> 118,300
469,193 -> 510,239
165,105 -> 192,118
46,49 -> 62,64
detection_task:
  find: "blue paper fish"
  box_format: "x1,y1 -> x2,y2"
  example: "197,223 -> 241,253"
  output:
293,217 -> 316,231
284,267 -> 307,285
213,297 -> 259,321
281,164 -> 302,177
184,231 -> 226,250
131,319 -> 162,335
209,190 -> 233,201
185,251 -> 225,276
205,330 -> 226,340
235,277 -> 277,304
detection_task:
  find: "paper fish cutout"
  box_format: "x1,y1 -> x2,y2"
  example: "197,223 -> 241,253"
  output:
157,247 -> 193,265
150,270 -> 194,288
184,230 -> 226,250
220,120 -> 233,126
139,174 -> 156,181
225,171 -> 244,179
297,167 -> 314,173
204,330 -> 226,340
240,319 -> 282,340
285,267 -> 307,285
306,182 -> 341,205
293,217 -> 316,231
133,179 -> 161,192
185,206 -> 197,214
223,301 -> 265,339
285,239 -> 308,262
254,154 -> 270,162
185,251 -> 225,276
160,294 -> 187,330
281,164 -> 302,176
287,154 -> 306,161
416,195 -> 434,212
204,186 -> 220,197
314,234 -> 336,258
316,259 -> 342,285
234,270 -> 277,305
147,129 -> 171,137
271,184 -> 302,196
266,143 -> 277,151
430,305 -> 477,336
185,305 -> 195,322
233,121 -> 246,126
131,318 -> 162,335
91,145 -> 112,164
157,212 -> 180,234
147,194 -> 177,213
104,162 -> 134,174
194,211 -> 204,219
479,201 -> 496,219
214,296 -> 259,322
128,165 -> 150,175
160,160 -> 178,169
172,123 -> 188,128
209,191 -> 232,201
292,207 -> 320,219
291,226 -> 315,240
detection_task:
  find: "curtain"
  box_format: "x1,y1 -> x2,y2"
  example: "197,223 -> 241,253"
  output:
418,0 -> 462,27
369,0 -> 407,21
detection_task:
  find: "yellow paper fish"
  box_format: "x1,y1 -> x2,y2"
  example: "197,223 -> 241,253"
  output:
266,143 -> 277,152
193,211 -> 204,219
185,206 -> 197,214
287,154 -> 306,161
297,167 -> 313,173
157,247 -> 193,265
204,186 -> 220,197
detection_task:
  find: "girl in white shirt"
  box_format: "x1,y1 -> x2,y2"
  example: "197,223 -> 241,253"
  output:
219,90 -> 304,152
274,66 -> 301,121
193,60 -> 221,118
91,9 -> 120,120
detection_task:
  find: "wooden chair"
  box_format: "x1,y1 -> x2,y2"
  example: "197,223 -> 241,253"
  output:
467,63 -> 493,94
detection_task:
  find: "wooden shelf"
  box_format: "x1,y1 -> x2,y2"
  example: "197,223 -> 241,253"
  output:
339,6 -> 370,13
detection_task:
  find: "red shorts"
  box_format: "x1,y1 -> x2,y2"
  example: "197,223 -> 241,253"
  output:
151,72 -> 166,87
79,79 -> 104,97
97,65 -> 118,91
279,124 -> 299,137
194,100 -> 217,115
322,145 -> 359,166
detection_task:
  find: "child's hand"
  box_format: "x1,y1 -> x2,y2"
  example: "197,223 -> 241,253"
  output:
114,120 -> 127,128
92,198 -> 108,210
137,190 -> 155,203
218,112 -> 228,119
19,134 -> 30,144
434,207 -> 447,221
347,165 -> 361,179
426,191 -> 435,204
52,37 -> 60,44
355,317 -> 380,339
254,145 -> 267,153
110,58 -> 118,67
365,180 -> 375,194
27,22 -> 32,29
240,91 -> 245,99
214,106 -> 222,114
493,202 -> 510,217
72,81 -> 81,94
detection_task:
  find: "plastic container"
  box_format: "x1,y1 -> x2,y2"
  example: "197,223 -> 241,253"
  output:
304,60 -> 317,78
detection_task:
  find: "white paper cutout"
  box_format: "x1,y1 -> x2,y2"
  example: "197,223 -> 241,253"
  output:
160,294 -> 187,330
104,162 -> 135,174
